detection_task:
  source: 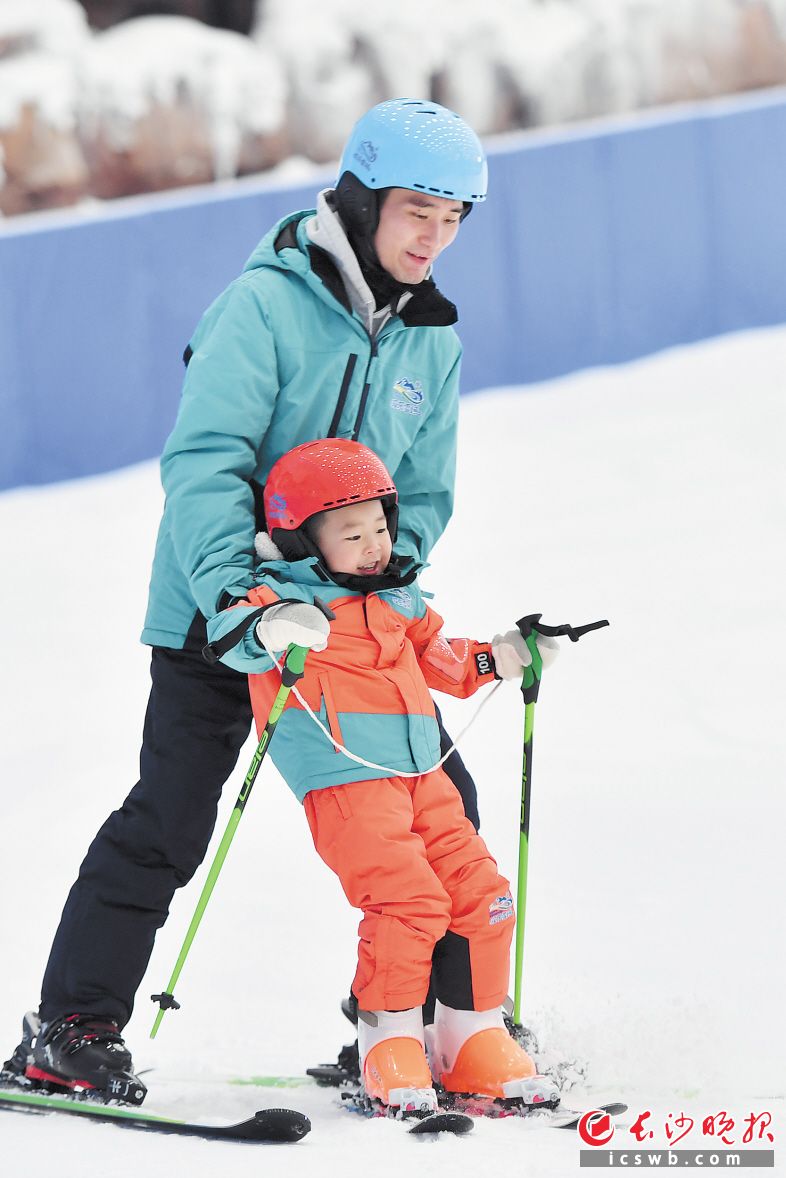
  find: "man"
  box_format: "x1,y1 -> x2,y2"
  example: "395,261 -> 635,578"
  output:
2,98 -> 488,1102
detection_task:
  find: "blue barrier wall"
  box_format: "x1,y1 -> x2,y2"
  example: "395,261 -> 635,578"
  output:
2,88 -> 785,490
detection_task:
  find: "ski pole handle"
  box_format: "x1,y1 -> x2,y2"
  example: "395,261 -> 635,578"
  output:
516,612 -> 609,644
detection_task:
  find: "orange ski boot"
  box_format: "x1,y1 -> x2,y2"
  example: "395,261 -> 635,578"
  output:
358,1007 -> 438,1116
427,1002 -> 559,1108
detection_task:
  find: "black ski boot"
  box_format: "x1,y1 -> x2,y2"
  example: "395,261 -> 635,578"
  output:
14,1012 -> 146,1104
1,1011 -> 39,1088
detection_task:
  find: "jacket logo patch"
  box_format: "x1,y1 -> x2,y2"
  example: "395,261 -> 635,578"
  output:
391,377 -> 424,416
489,893 -> 514,926
387,587 -> 413,611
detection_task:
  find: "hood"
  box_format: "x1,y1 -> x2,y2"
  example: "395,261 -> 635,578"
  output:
306,189 -> 415,336
240,198 -> 457,332
242,208 -> 314,278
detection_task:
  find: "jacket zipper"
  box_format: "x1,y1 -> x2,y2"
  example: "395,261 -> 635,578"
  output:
328,353 -> 358,438
351,338 -> 378,441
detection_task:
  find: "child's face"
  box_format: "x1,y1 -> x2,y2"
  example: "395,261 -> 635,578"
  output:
314,499 -> 393,577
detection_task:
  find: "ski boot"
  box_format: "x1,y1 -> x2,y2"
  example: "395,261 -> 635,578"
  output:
4,1011 -> 146,1104
1,1011 -> 39,1089
427,1002 -> 560,1114
356,1007 -> 438,1118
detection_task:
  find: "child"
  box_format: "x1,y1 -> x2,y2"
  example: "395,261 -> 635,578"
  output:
207,438 -> 559,1115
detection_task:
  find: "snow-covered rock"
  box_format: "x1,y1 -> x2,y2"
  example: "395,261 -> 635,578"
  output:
76,15 -> 288,198
0,51 -> 88,216
0,0 -> 89,60
2,0 -> 786,216
253,0 -> 377,163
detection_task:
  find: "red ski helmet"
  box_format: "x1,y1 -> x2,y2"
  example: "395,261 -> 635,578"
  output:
264,438 -> 398,560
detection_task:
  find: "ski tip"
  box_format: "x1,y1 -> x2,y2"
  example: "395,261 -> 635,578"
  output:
253,1107 -> 311,1142
600,1102 -> 628,1117
554,1101 -> 629,1130
408,1111 -> 474,1136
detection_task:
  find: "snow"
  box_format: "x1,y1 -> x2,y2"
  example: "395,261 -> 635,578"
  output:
4,1 -> 786,217
0,0 -> 88,53
75,16 -> 287,177
0,52 -> 80,131
253,0 -> 786,140
1,324 -> 785,1173
0,0 -> 87,130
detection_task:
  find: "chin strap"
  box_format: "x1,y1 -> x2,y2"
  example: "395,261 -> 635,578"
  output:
326,554 -> 419,595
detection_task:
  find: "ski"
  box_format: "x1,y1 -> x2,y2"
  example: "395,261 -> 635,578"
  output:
338,1076 -> 625,1133
235,1071 -> 627,1130
408,1111 -> 474,1136
338,1088 -> 473,1136
230,1073 -> 313,1089
440,1088 -> 622,1126
441,1091 -> 627,1127
552,1101 -> 628,1130
0,1087 -> 311,1143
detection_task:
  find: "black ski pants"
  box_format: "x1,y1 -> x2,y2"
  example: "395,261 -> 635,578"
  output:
39,638 -> 481,1028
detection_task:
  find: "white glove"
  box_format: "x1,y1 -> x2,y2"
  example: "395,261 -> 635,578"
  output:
256,601 -> 330,653
491,629 -> 560,680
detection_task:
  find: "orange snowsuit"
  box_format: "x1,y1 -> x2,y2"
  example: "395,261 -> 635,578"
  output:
304,770 -> 514,1012
210,559 -> 516,1012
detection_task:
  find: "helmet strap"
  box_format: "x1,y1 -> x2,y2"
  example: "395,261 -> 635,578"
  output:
333,172 -> 381,255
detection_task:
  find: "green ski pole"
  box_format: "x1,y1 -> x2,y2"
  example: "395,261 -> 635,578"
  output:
511,614 -> 609,1027
150,642 -> 309,1038
513,617 -> 543,1027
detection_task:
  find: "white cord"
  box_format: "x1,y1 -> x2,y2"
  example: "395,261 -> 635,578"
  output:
264,640 -> 503,778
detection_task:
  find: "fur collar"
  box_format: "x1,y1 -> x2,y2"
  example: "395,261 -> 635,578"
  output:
254,531 -> 284,562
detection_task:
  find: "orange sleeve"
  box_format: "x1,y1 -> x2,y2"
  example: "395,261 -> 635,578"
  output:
242,584 -> 283,609
406,605 -> 497,699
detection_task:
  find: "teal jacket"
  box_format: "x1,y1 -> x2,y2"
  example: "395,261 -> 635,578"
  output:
205,558 -> 495,802
141,210 -> 462,648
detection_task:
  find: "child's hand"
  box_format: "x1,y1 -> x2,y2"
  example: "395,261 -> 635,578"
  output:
256,601 -> 331,653
491,629 -> 559,679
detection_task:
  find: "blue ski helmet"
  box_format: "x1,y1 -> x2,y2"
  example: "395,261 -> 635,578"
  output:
338,98 -> 487,204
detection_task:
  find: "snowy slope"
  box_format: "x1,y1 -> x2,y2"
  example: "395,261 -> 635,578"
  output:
1,326 -> 784,1175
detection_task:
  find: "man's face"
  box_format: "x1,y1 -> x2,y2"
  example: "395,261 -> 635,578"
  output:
314,499 -> 393,577
373,188 -> 463,284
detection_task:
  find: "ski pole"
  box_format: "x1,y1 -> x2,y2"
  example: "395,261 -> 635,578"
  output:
512,614 -> 609,1026
150,642 -> 310,1038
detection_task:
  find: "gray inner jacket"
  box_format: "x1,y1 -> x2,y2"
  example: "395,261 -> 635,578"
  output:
305,188 -> 417,337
